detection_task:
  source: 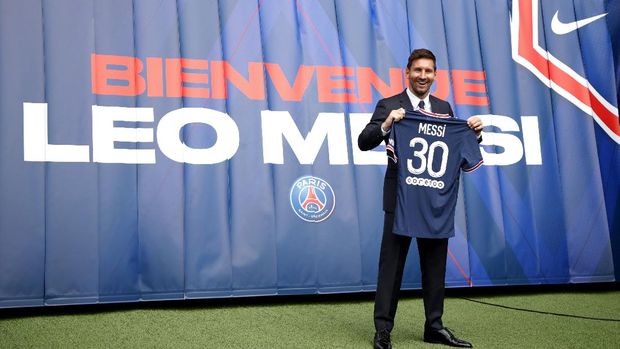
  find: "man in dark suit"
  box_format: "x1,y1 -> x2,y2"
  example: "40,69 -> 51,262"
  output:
358,48 -> 482,349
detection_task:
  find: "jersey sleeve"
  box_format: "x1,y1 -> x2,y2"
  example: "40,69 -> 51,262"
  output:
386,127 -> 397,163
461,129 -> 484,172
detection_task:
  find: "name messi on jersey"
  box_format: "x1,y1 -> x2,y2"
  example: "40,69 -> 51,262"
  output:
418,123 -> 446,137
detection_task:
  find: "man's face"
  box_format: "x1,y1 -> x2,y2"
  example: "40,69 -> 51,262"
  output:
406,58 -> 436,98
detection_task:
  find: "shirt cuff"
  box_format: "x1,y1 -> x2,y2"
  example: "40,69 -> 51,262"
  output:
381,126 -> 391,136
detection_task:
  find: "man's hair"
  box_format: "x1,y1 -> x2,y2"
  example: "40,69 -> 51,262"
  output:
407,48 -> 437,71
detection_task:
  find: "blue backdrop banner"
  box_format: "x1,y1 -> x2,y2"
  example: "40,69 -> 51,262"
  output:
0,0 -> 618,307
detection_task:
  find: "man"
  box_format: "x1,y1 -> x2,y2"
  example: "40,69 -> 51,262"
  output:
358,48 -> 483,349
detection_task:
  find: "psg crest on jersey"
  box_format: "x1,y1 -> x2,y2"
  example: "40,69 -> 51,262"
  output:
289,176 -> 335,223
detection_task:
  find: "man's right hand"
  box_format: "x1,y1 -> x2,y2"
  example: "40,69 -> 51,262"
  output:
381,108 -> 406,132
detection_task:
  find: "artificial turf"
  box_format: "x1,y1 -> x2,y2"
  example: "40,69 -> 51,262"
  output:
1,287 -> 618,348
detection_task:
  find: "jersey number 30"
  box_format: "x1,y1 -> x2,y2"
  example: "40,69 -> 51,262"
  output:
407,137 -> 449,178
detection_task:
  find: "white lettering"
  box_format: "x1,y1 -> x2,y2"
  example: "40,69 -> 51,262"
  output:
261,110 -> 348,165
92,105 -> 155,164
23,103 -> 90,162
521,116 -> 542,165
350,113 -> 386,165
157,108 -> 239,164
418,123 -> 446,137
22,105 -> 542,167
477,114 -> 525,166
405,176 -> 445,189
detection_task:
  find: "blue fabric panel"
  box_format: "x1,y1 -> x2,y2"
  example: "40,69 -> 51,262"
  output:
0,0 -> 617,307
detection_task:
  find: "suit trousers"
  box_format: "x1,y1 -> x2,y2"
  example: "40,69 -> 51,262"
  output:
374,212 -> 448,332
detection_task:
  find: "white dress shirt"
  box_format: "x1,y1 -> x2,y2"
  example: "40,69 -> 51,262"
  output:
406,88 -> 431,113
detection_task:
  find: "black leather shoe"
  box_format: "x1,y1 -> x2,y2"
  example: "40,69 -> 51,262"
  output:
424,327 -> 472,348
373,329 -> 392,349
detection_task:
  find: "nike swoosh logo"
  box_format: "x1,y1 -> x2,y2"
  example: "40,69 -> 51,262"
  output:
551,10 -> 607,35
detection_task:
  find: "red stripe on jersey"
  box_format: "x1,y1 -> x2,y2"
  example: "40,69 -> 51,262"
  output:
463,160 -> 484,172
418,109 -> 451,119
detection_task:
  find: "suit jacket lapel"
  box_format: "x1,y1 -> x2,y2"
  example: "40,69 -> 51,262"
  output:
429,95 -> 438,113
429,95 -> 452,115
398,89 -> 414,111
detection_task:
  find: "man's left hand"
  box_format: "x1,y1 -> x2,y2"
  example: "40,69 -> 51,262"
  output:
467,116 -> 483,138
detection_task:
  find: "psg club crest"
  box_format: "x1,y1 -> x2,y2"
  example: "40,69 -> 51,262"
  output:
289,176 -> 335,223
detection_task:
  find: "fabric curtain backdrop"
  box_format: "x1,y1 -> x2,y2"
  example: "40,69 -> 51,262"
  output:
0,0 -> 617,307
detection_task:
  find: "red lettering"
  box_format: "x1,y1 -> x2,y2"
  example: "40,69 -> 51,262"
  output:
432,70 -> 450,101
91,54 -> 145,96
452,70 -> 489,105
146,57 -> 163,97
357,67 -> 403,103
211,61 -> 265,100
90,53 -> 489,107
317,66 -> 357,103
165,58 -> 210,98
264,64 -> 314,101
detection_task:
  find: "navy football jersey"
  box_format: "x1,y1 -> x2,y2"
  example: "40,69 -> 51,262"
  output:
388,109 -> 483,238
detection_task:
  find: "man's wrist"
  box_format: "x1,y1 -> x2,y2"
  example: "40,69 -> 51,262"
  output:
381,125 -> 391,136
381,117 -> 393,135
